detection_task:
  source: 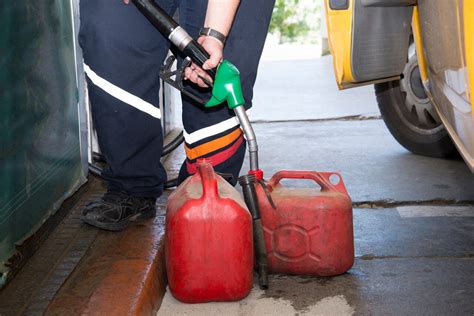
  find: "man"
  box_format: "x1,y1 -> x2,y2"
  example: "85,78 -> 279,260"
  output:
79,0 -> 274,231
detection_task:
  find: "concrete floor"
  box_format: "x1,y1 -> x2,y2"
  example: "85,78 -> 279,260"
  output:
159,207 -> 474,315
158,56 -> 474,315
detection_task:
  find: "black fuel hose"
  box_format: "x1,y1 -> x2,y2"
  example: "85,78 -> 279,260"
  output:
132,0 -> 178,37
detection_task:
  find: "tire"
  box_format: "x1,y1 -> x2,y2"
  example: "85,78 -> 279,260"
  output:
374,45 -> 457,158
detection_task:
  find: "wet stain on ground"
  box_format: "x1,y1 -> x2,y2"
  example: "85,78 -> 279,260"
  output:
358,254 -> 399,260
260,273 -> 365,313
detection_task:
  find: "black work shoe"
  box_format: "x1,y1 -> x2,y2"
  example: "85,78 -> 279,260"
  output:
80,191 -> 156,231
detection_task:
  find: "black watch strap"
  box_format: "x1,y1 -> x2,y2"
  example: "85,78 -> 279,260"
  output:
199,27 -> 227,45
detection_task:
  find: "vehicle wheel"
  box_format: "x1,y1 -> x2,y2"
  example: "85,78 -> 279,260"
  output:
375,44 -> 457,158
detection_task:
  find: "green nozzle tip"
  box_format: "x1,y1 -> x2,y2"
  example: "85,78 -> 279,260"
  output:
205,60 -> 245,109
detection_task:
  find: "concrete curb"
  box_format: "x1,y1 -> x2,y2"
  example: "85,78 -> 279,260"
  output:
45,191 -> 169,315
83,236 -> 167,315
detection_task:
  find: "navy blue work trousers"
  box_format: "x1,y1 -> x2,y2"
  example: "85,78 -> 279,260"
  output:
79,0 -> 274,197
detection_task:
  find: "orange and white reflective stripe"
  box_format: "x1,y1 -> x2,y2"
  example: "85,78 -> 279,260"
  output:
84,64 -> 161,119
185,128 -> 243,160
183,109 -> 251,145
186,136 -> 245,174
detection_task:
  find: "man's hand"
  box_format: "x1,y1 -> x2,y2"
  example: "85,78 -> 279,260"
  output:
123,0 -> 130,4
184,0 -> 240,88
184,36 -> 223,88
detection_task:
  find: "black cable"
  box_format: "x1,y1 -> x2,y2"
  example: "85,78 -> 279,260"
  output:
164,178 -> 179,189
162,131 -> 184,156
88,163 -> 103,177
88,130 -> 184,188
92,152 -> 106,163
92,130 -> 184,161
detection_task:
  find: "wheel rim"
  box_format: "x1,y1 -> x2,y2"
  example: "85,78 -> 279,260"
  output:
397,44 -> 443,135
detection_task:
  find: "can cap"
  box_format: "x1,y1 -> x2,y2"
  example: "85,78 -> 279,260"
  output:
248,169 -> 264,181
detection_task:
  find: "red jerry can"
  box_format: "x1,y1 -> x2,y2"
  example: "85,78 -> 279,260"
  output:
165,160 -> 253,303
256,171 -> 354,276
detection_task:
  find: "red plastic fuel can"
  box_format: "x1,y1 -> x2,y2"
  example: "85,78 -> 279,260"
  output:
256,170 -> 354,276
165,160 -> 253,303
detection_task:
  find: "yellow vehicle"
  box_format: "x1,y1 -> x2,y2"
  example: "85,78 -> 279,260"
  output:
324,0 -> 474,171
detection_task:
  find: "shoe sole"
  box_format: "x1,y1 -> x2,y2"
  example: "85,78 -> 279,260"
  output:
80,208 -> 156,232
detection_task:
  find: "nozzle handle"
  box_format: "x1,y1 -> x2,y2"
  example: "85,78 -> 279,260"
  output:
132,0 -> 216,78
182,42 -> 216,78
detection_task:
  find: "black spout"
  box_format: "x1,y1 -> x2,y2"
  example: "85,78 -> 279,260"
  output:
239,174 -> 269,289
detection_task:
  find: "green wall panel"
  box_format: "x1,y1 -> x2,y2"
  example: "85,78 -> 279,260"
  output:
0,1 -> 85,285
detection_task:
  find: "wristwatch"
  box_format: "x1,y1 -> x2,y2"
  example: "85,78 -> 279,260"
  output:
199,27 -> 227,45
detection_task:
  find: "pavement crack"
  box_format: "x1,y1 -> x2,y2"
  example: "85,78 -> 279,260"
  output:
357,254 -> 474,260
251,114 -> 382,124
353,199 -> 474,209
